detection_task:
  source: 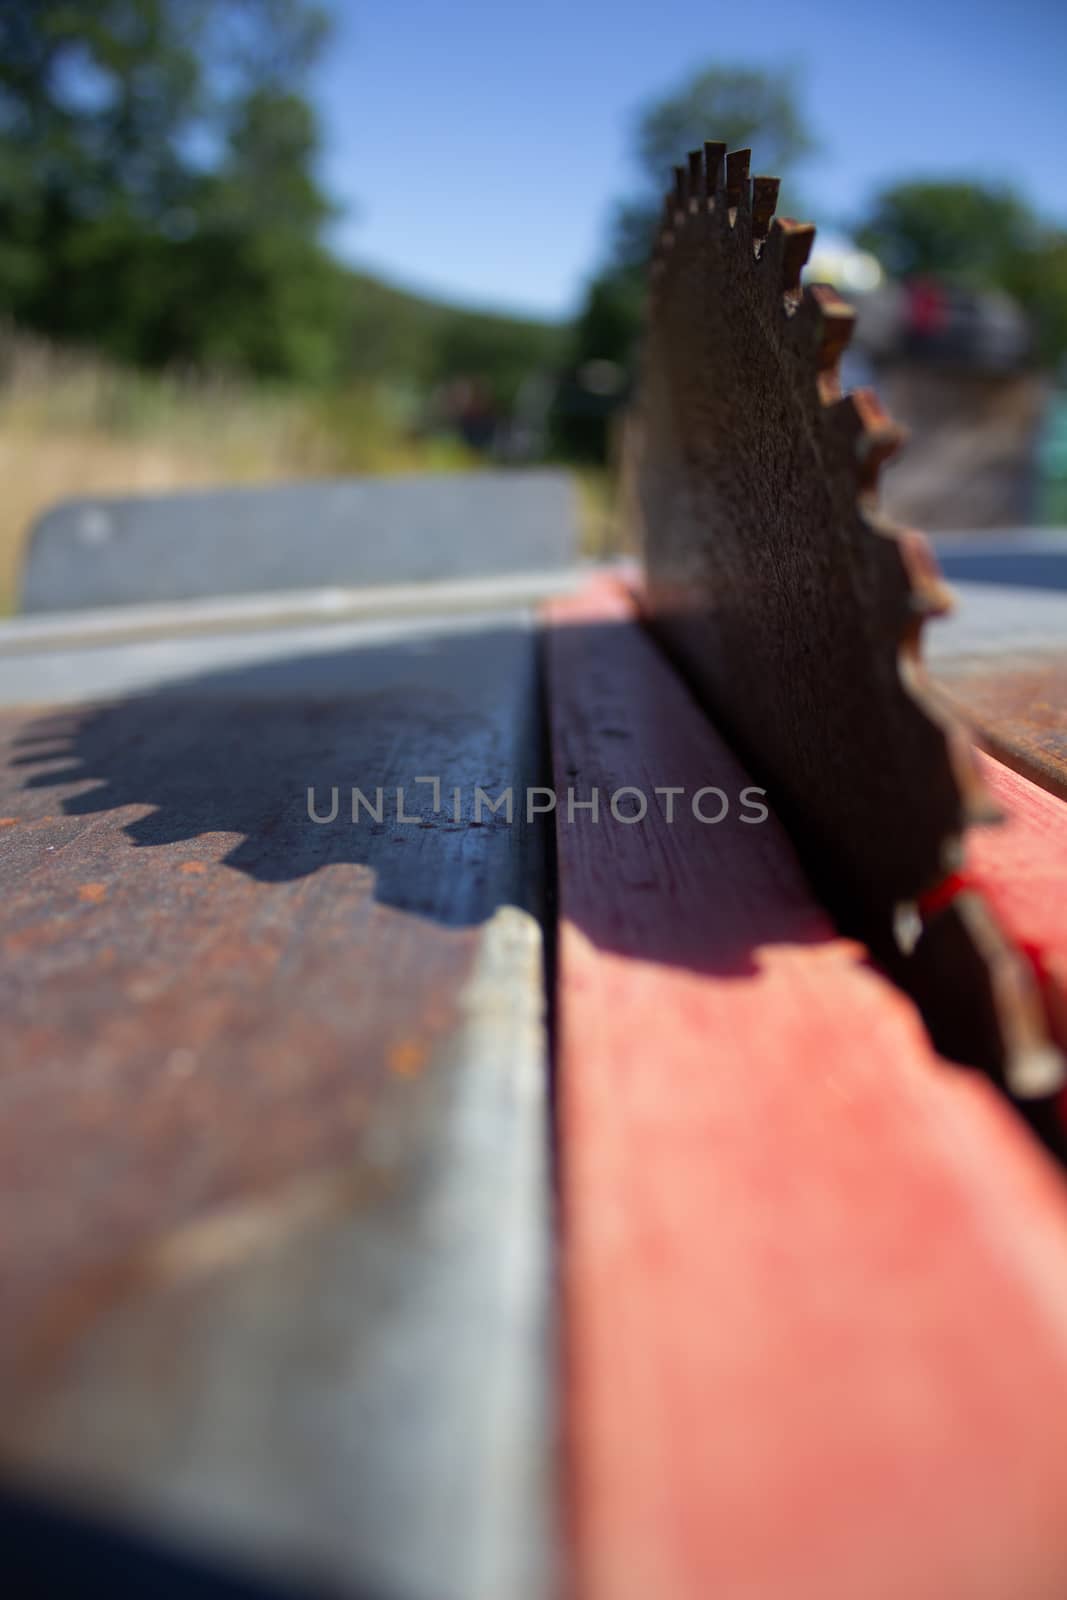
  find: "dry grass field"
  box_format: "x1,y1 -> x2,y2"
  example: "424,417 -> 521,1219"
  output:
0,335 -> 476,614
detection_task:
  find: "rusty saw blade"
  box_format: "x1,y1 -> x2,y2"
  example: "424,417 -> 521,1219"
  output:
627,141 -> 1061,1095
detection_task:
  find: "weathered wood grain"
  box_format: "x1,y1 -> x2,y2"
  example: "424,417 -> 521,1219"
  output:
927,579 -> 1067,805
546,576 -> 1067,1600
967,755 -> 1067,1075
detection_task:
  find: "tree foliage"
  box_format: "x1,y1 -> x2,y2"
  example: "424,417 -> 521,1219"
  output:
0,0 -> 342,379
855,182 -> 1039,288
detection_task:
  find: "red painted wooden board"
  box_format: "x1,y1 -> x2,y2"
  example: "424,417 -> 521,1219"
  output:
545,577 -> 1067,1600
968,754 -> 1067,1058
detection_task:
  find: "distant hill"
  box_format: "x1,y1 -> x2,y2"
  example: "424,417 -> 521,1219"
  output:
341,270 -> 566,403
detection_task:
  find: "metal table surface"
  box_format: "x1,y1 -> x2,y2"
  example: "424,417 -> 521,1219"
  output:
0,578 -> 567,1600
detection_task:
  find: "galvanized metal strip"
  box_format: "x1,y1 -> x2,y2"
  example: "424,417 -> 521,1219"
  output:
0,603 -> 538,708
0,569 -> 581,658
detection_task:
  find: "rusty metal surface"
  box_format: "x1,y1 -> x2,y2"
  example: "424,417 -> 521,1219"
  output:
627,143 -> 1056,1083
0,612 -> 552,1599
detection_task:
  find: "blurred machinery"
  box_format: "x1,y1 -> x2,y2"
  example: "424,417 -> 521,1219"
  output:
808,237 -> 1043,529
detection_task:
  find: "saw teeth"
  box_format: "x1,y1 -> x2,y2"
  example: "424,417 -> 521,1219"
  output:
656,194 -> 677,252
894,526 -> 955,620
687,149 -> 705,209
763,216 -> 816,295
635,135 -> 1060,1091
896,645 -> 1002,831
951,735 -> 1004,828
725,148 -> 751,215
908,890 -> 1058,1093
825,389 -> 905,493
807,284 -> 856,372
792,284 -> 856,400
704,140 -> 727,199
896,657 -> 998,835
751,175 -> 780,240
779,219 -> 816,292
856,425 -> 905,493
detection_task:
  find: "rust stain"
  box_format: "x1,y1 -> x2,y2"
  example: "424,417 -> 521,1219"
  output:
10,1163 -> 384,1399
5,924 -> 61,956
388,1039 -> 428,1078
0,682 -> 508,1393
0,817 -> 17,828
77,882 -> 108,904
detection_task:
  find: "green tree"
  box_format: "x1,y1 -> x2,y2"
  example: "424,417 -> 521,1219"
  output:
553,64 -> 814,462
855,182 -> 1039,288
165,87 -> 344,380
0,0 -> 340,379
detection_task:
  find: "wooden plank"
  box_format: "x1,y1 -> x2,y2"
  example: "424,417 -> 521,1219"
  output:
0,613 -> 552,1600
967,755 -> 1067,1069
921,578 -> 1067,1071
934,653 -> 1067,805
546,576 -> 1067,1600
927,579 -> 1067,802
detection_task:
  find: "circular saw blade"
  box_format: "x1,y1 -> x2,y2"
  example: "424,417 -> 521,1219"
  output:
629,142 -> 1058,1089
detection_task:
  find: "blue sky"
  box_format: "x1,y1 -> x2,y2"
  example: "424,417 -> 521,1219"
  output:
317,0 -> 1067,320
